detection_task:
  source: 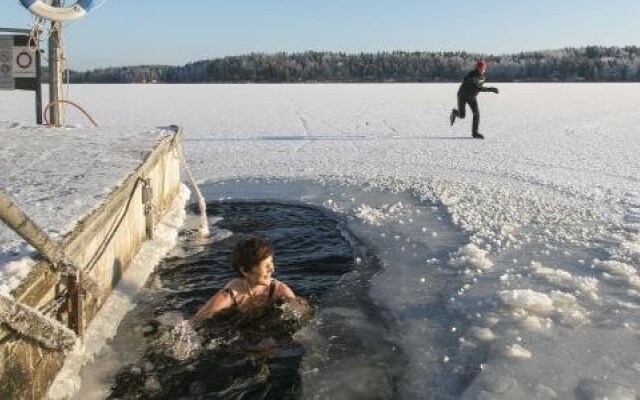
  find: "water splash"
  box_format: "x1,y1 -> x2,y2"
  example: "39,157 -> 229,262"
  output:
162,320 -> 201,361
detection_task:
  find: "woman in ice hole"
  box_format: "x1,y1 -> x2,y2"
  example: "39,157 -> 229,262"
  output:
190,237 -> 296,324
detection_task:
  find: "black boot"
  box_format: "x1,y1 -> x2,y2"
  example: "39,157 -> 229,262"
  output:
472,132 -> 484,139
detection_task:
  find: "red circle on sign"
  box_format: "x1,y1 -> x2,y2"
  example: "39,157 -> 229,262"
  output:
16,52 -> 32,69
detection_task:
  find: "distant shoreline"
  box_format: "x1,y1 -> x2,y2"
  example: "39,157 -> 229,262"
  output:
64,46 -> 640,84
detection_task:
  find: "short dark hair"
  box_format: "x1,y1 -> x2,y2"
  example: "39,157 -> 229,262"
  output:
230,237 -> 274,276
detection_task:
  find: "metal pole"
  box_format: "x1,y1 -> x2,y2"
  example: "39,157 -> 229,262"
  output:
35,47 -> 43,125
141,178 -> 154,240
0,28 -> 31,34
67,272 -> 84,337
48,0 -> 64,127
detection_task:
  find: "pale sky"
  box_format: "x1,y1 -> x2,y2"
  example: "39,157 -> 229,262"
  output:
2,0 -> 639,71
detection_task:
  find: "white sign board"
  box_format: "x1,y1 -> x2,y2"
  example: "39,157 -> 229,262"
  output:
0,36 -> 13,90
13,46 -> 36,78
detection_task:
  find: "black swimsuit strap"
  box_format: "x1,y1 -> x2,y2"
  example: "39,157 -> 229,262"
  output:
268,281 -> 277,300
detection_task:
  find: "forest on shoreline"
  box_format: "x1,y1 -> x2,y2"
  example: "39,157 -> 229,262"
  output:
68,46 -> 640,83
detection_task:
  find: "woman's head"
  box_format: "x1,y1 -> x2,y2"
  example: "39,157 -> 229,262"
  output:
230,237 -> 275,285
476,60 -> 487,74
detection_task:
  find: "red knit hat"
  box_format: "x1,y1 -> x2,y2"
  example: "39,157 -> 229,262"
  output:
476,60 -> 487,70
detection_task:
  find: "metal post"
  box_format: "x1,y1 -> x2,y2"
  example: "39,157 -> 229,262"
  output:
141,178 -> 154,240
67,272 -> 84,337
48,0 -> 64,127
35,46 -> 43,125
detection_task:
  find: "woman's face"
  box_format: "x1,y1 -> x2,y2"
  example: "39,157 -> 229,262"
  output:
245,255 -> 274,286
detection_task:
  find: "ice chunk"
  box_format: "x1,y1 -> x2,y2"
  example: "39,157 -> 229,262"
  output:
594,260 -> 636,278
504,343 -> 532,360
449,244 -> 494,271
531,262 -> 573,282
470,326 -> 495,342
498,289 -> 554,315
518,315 -> 552,331
549,291 -> 577,308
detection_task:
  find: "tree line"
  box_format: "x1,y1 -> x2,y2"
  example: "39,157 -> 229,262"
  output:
68,46 -> 640,83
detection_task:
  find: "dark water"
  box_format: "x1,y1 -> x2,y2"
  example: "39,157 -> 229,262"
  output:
103,201 -> 400,399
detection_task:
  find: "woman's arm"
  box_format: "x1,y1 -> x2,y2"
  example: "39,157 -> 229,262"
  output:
190,289 -> 233,324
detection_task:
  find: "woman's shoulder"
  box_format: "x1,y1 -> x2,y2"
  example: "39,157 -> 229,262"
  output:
272,279 -> 295,299
270,278 -> 286,291
224,278 -> 244,292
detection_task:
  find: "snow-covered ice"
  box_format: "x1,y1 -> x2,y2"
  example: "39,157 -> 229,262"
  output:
2,83 -> 640,398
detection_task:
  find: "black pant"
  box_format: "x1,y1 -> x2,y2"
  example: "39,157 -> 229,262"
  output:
453,95 -> 479,134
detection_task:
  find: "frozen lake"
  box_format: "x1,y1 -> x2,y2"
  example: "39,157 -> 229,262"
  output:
3,83 -> 640,398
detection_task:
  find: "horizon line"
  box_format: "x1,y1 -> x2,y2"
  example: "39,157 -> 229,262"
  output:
70,44 -> 639,72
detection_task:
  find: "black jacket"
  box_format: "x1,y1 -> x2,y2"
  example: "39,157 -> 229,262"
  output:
457,69 -> 493,99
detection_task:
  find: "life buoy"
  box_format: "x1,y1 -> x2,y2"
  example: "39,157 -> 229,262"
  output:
19,0 -> 95,22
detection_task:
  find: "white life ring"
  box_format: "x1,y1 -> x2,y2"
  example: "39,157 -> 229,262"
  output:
19,0 -> 94,22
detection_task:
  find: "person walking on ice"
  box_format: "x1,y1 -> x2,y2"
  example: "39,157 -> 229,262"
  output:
449,60 -> 499,139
